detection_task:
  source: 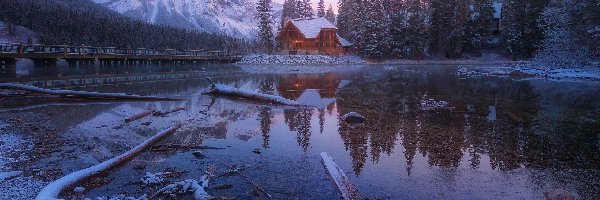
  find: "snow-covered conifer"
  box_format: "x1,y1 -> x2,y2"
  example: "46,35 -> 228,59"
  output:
405,0 -> 427,59
325,4 -> 336,24
256,0 -> 274,52
317,0 -> 326,17
362,0 -> 387,58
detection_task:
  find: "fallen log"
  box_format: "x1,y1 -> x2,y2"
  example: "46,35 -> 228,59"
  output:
202,78 -> 300,106
320,152 -> 363,200
0,83 -> 180,101
153,107 -> 187,117
125,110 -> 155,123
36,125 -> 182,200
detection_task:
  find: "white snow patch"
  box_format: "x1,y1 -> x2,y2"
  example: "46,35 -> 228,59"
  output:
153,175 -> 210,200
141,172 -> 165,185
466,64 -> 600,81
419,99 -> 453,111
238,54 -> 366,64
95,194 -> 148,200
239,64 -> 365,74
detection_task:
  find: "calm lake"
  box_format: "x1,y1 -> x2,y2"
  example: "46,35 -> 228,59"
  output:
1,64 -> 599,199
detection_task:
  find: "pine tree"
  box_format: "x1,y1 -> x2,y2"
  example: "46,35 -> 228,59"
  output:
502,0 -> 547,59
304,0 -> 314,18
572,0 -> 600,59
464,0 -> 495,56
346,0 -> 366,49
256,0 -> 274,53
388,0 -> 408,57
297,0 -> 314,18
281,0 -> 300,28
296,0 -> 304,18
362,0 -> 386,58
429,0 -> 468,58
405,0 -> 427,59
337,0 -> 351,36
325,4 -> 336,23
317,0 -> 326,17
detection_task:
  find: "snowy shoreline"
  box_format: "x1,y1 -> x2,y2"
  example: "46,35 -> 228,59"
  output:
237,54 -> 367,64
459,64 -> 600,81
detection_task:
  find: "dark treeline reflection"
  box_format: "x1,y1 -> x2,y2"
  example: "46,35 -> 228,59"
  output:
328,66 -> 600,175
215,67 -> 599,176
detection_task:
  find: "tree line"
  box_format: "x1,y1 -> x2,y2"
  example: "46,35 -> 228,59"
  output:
0,0 -> 254,51
336,0 -> 599,61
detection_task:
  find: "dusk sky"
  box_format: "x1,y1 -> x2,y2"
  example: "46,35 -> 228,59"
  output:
272,0 -> 340,13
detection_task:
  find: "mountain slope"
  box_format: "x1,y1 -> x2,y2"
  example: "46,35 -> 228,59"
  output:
93,0 -> 282,40
0,0 -> 240,50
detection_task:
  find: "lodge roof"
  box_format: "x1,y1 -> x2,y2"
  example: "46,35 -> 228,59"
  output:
279,17 -> 352,47
289,17 -> 337,39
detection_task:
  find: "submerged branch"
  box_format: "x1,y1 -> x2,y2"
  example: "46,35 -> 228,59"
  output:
153,107 -> 187,117
125,110 -> 155,123
36,125 -> 182,200
219,161 -> 272,198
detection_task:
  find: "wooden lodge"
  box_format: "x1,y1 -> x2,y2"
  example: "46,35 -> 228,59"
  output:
276,17 -> 351,55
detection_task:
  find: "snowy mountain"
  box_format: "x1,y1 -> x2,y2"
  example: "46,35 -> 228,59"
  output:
93,0 -> 282,40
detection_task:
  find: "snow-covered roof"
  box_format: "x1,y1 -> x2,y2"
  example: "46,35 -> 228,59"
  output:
290,17 -> 337,38
337,34 -> 352,47
493,3 -> 502,19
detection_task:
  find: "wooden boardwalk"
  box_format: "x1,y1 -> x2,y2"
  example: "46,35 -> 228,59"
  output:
0,43 -> 243,67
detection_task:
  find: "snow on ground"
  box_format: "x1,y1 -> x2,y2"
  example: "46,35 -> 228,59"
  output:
0,120 -> 47,200
0,21 -> 37,44
238,64 -> 365,74
238,54 -> 367,64
457,62 -> 600,81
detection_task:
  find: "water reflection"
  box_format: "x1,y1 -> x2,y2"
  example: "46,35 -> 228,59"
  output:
4,65 -> 600,198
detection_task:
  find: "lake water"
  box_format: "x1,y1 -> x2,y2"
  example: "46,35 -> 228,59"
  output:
1,64 -> 599,199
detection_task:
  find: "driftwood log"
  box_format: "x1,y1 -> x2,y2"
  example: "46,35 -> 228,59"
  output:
321,152 -> 363,200
0,83 -> 180,101
36,125 -> 181,200
202,78 -> 300,106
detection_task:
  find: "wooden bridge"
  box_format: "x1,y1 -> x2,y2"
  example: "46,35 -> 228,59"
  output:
0,43 -> 243,68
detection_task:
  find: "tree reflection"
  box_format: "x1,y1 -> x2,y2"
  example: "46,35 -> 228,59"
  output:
283,108 -> 314,152
258,107 -> 273,149
331,66 -> 600,176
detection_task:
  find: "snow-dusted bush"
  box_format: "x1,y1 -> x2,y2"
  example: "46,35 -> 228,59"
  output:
534,1 -> 592,68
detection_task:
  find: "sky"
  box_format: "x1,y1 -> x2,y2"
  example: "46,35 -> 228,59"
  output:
272,0 -> 340,13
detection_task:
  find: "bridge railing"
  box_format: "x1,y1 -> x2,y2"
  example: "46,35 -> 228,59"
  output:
0,43 -> 240,58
